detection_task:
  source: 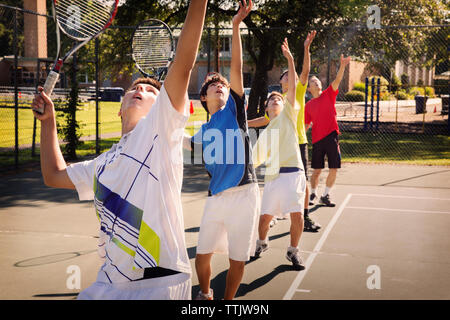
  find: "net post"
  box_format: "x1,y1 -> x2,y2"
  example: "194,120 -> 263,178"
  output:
376,77 -> 380,131
13,7 -> 19,169
95,37 -> 100,155
364,77 -> 368,131
370,77 -> 375,130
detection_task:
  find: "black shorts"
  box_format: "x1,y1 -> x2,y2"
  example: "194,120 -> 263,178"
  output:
311,131 -> 341,169
299,143 -> 309,180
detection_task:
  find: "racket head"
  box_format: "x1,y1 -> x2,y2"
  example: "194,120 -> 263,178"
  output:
132,19 -> 175,80
53,0 -> 119,41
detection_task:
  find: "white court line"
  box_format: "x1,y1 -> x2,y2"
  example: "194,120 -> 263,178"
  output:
0,230 -> 96,239
283,193 -> 353,300
346,206 -> 450,215
295,289 -> 311,293
352,194 -> 450,201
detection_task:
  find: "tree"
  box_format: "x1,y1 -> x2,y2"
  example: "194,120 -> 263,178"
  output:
0,0 -> 25,57
331,0 -> 448,82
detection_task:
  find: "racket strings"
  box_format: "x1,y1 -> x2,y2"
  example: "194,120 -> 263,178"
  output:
55,0 -> 115,40
133,31 -> 173,69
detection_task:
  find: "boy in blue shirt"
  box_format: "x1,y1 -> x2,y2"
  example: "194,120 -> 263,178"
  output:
184,0 -> 259,300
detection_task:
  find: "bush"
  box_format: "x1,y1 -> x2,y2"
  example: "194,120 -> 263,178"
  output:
352,82 -> 366,93
369,76 -> 389,92
344,90 -> 366,102
396,91 -> 409,100
425,87 -> 435,97
409,86 -> 425,96
380,91 -> 395,101
401,73 -> 409,89
390,74 -> 401,93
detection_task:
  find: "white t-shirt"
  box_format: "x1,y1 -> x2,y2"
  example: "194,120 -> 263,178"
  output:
66,85 -> 190,283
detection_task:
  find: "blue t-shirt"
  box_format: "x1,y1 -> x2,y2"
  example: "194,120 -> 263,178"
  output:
192,89 -> 257,195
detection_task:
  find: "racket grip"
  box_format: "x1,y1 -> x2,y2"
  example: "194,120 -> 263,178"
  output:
38,71 -> 59,114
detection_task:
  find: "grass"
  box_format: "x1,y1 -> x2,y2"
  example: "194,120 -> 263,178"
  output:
0,101 -> 123,148
2,100 -> 449,169
338,132 -> 450,166
0,100 -> 208,148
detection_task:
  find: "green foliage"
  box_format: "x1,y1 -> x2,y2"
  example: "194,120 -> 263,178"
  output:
0,1 -> 25,57
344,90 -> 366,101
56,59 -> 83,160
401,74 -> 409,89
369,76 -> 389,92
390,74 -> 401,93
409,86 -> 425,96
425,86 -> 435,97
395,90 -> 409,100
352,82 -> 366,92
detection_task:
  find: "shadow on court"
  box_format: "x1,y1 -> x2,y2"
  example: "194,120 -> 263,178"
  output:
0,170 -> 82,208
192,262 -> 298,300
1,162 -> 449,299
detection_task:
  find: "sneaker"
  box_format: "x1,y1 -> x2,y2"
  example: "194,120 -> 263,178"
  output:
309,193 -> 317,206
254,241 -> 268,258
286,248 -> 305,270
269,218 -> 277,228
319,194 -> 336,207
195,288 -> 213,300
304,216 -> 321,232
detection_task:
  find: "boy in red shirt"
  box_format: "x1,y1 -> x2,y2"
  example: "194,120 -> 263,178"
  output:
305,54 -> 351,207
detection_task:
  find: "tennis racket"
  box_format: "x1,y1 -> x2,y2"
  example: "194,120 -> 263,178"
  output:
131,19 -> 175,81
35,0 -> 119,114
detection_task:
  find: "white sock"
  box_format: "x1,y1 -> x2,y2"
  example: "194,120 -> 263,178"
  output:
323,187 -> 331,196
287,246 -> 298,254
257,239 -> 268,245
311,188 -> 317,195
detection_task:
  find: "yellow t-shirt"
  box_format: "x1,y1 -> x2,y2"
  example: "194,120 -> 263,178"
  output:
295,81 -> 308,145
253,99 -> 304,183
264,81 -> 308,144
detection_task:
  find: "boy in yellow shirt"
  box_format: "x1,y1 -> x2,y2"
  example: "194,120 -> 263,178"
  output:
249,31 -> 320,233
252,38 -> 305,269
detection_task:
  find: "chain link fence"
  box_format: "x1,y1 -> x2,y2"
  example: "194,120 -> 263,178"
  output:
309,24 -> 450,165
1,3 -> 449,171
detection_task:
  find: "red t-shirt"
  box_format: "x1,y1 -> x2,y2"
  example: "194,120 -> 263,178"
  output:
305,85 -> 340,144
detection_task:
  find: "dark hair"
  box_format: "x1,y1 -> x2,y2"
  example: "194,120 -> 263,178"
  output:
127,77 -> 162,92
280,69 -> 289,81
199,73 -> 230,113
265,91 -> 284,107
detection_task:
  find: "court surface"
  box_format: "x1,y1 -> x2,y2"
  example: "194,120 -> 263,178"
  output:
0,160 -> 449,300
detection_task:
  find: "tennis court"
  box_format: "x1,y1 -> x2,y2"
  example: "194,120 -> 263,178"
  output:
0,162 -> 448,300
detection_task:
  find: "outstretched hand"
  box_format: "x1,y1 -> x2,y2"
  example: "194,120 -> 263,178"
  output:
232,0 -> 252,26
281,38 -> 293,61
304,30 -> 317,49
340,54 -> 352,67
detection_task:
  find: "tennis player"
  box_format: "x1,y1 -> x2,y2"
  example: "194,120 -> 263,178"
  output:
248,31 -> 321,232
306,54 -> 351,207
252,38 -> 306,270
30,0 -> 208,300
183,0 -> 260,300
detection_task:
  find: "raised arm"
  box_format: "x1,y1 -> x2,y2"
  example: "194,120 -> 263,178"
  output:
299,31 -> 316,86
281,38 -> 297,107
230,0 -> 252,97
331,54 -> 351,91
248,116 -> 270,128
31,88 -> 75,189
164,0 -> 208,113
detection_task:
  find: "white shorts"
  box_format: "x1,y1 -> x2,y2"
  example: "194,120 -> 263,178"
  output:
196,183 -> 261,261
77,272 -> 191,300
261,171 -> 306,218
